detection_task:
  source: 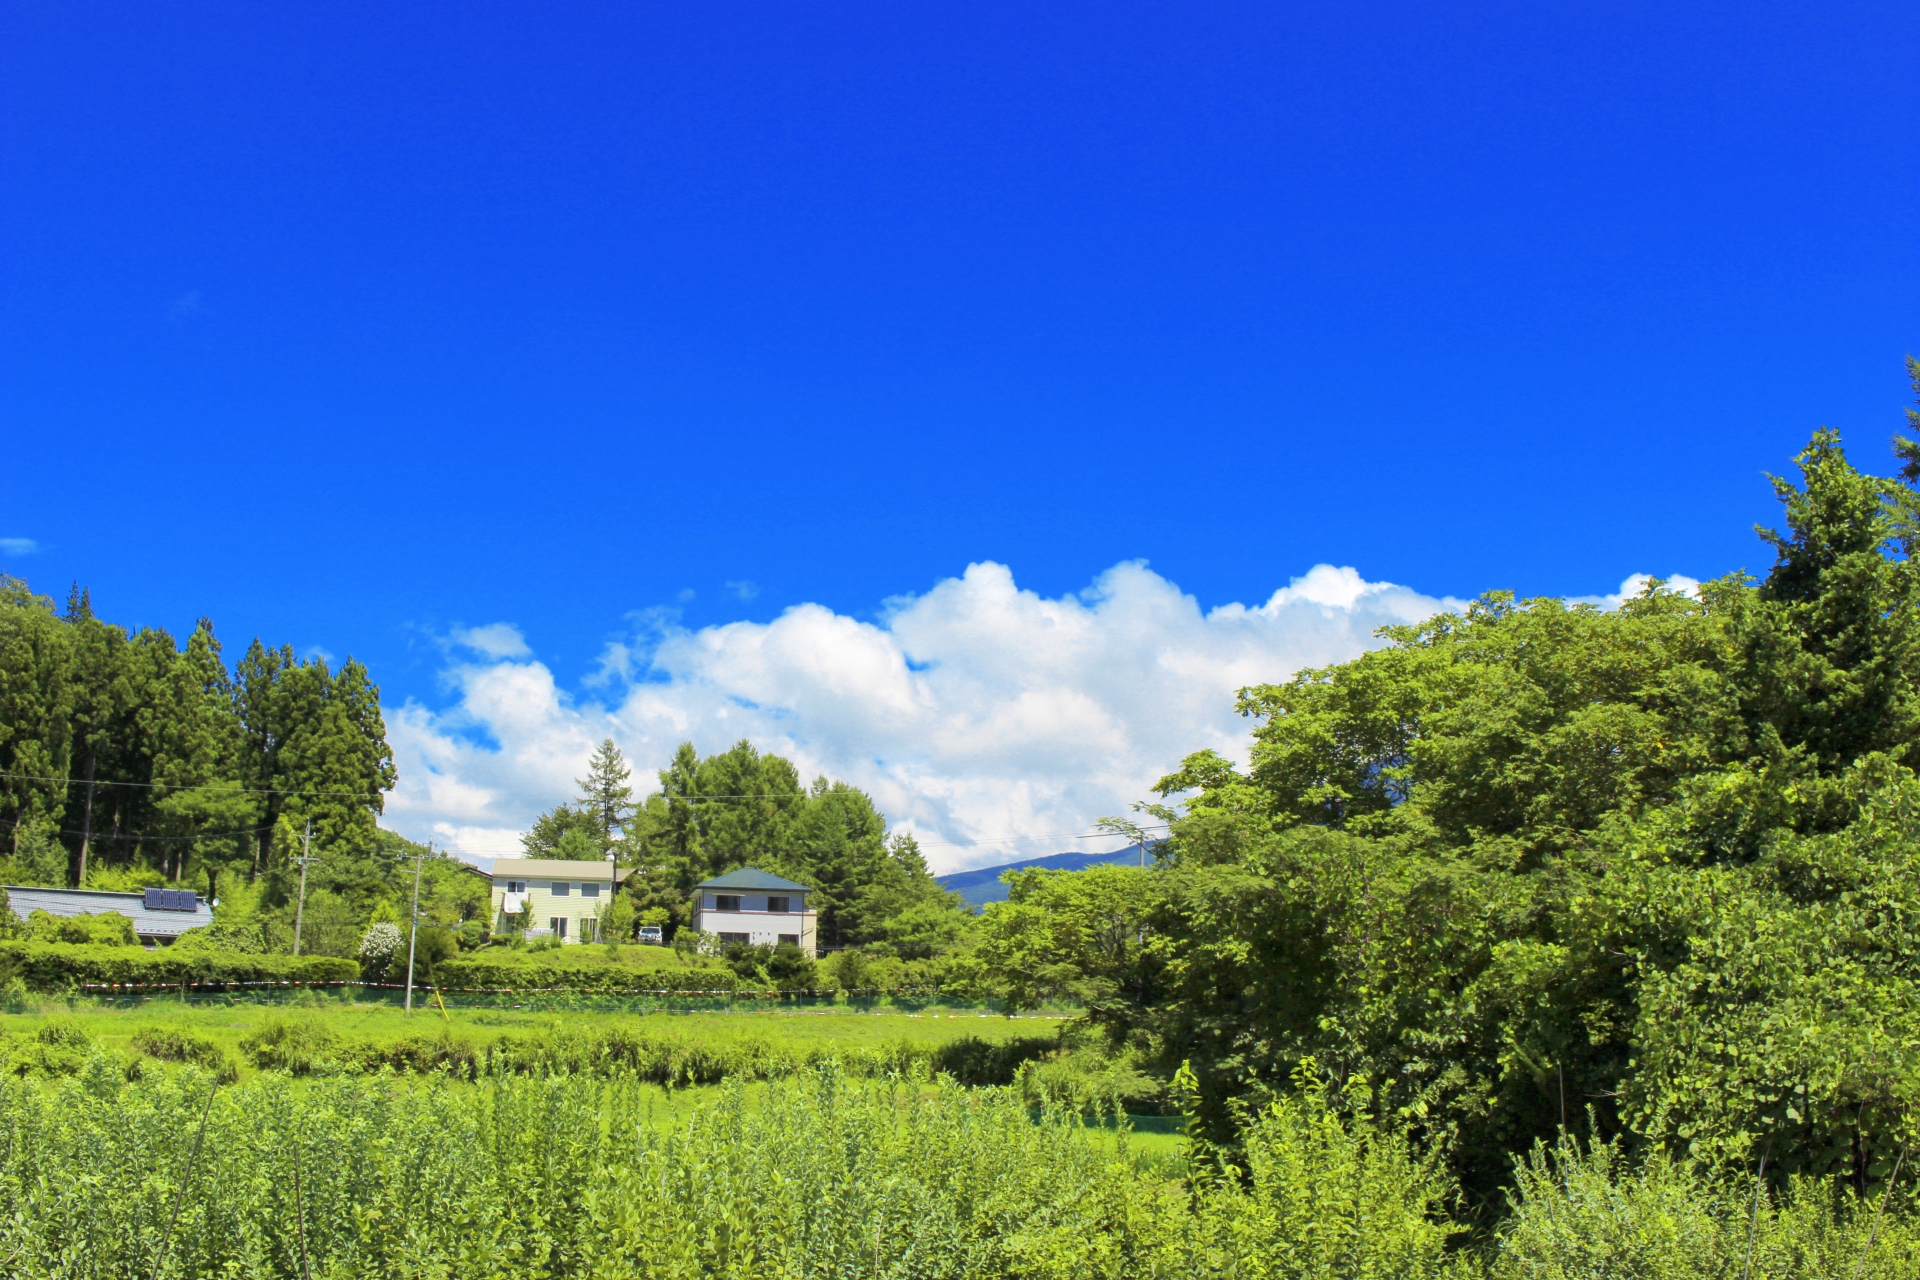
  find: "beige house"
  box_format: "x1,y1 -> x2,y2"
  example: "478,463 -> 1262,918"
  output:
491,857 -> 629,943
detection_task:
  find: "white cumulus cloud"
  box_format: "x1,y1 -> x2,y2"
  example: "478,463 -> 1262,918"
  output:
448,622 -> 533,658
385,560 -> 1467,872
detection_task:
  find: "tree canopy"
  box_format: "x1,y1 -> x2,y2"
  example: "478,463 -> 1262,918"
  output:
974,362 -> 1920,1204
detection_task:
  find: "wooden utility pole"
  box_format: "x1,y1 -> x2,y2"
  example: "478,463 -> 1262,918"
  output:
291,818 -> 318,957
403,843 -> 427,1014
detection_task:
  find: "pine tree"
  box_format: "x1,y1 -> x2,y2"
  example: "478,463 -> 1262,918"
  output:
576,737 -> 635,847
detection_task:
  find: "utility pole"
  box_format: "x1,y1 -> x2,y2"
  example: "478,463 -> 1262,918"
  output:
403,841 -> 427,1015
1091,813 -> 1160,868
291,818 -> 320,957
75,751 -> 97,886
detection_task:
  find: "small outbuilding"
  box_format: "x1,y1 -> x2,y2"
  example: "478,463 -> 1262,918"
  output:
692,867 -> 817,953
2,885 -> 213,948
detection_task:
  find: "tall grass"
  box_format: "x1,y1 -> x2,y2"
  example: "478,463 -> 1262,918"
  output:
0,1057 -> 1466,1280
1492,1135 -> 1920,1279
1,1055 -> 1914,1278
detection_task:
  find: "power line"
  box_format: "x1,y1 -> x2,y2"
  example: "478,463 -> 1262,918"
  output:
438,823 -> 1170,854
915,825 -> 1169,849
0,771 -> 384,802
0,816 -> 267,843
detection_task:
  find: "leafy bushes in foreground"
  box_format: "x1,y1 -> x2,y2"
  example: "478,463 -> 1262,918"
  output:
0,1064 -> 1462,1279
0,941 -> 357,989
1491,1134 -> 1918,1279
1,1062 -> 1912,1278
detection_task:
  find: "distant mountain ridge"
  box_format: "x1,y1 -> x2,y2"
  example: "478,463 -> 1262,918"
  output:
935,844 -> 1155,910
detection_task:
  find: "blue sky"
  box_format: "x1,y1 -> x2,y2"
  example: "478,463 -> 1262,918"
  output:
3,2 -> 1916,864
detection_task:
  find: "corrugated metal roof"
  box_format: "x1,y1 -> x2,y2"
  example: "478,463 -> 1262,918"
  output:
3,886 -> 214,938
697,866 -> 812,893
488,858 -> 626,881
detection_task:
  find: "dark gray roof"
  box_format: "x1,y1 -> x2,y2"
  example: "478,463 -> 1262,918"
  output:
3,886 -> 214,939
696,866 -> 811,893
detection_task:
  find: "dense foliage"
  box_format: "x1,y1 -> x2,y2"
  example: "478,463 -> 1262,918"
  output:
0,582 -> 391,884
976,369 -> 1920,1206
0,580 -> 490,962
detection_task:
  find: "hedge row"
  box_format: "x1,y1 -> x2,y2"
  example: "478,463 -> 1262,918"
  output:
235,1018 -> 1061,1087
0,942 -> 357,988
433,955 -> 741,993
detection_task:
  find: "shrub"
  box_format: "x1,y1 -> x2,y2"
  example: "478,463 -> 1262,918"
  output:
766,941 -> 817,989
237,1017 -> 343,1075
1494,1134 -> 1920,1279
24,910 -> 137,946
358,921 -> 402,979
0,941 -> 357,989
0,1022 -> 95,1078
171,919 -> 271,952
129,1026 -> 236,1082
929,1034 -> 1058,1087
1186,1078 -> 1472,1277
349,1029 -> 480,1077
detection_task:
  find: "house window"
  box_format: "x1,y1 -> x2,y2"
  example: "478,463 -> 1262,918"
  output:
714,894 -> 741,912
551,882 -> 571,896
766,896 -> 789,913
779,933 -> 799,947
580,882 -> 600,898
505,880 -> 526,894
719,931 -> 750,945
551,917 -> 569,939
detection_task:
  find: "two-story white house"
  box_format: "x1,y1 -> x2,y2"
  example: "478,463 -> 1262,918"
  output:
692,867 -> 817,953
490,857 -> 630,943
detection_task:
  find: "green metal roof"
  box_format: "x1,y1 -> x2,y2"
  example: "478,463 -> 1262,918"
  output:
697,866 -> 811,893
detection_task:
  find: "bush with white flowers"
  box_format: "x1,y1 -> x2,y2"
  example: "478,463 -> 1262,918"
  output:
359,921 -> 403,979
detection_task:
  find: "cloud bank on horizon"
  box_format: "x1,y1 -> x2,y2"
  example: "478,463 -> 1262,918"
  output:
383,561 -> 1692,873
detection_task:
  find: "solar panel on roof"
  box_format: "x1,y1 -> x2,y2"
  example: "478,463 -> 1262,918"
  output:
144,888 -> 164,909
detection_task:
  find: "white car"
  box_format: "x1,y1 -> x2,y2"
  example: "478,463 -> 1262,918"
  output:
638,925 -> 664,946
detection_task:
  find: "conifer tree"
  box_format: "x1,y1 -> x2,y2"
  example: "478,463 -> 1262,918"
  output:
576,737 -> 635,846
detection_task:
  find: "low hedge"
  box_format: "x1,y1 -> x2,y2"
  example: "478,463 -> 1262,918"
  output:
233,1018 -> 1061,1087
433,955 -> 741,993
0,941 -> 358,989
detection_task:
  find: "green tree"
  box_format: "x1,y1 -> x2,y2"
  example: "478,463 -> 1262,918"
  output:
577,737 -> 635,846
975,392 -> 1920,1205
0,579 -> 72,859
